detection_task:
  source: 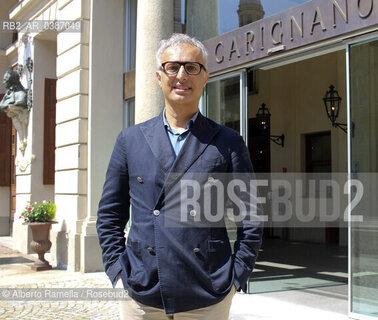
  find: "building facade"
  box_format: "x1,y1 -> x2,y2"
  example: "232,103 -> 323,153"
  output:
0,0 -> 377,318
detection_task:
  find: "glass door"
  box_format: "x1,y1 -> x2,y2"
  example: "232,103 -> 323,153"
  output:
203,71 -> 248,255
348,36 -> 378,319
203,71 -> 247,141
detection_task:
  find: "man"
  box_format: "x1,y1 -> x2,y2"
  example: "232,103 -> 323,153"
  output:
97,33 -> 262,319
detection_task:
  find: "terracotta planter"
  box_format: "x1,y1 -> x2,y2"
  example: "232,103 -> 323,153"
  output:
24,222 -> 57,271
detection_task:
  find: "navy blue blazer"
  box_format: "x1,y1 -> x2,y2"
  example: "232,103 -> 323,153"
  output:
96,112 -> 262,314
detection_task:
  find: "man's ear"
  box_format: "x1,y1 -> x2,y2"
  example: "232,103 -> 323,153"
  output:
156,71 -> 162,87
203,72 -> 210,87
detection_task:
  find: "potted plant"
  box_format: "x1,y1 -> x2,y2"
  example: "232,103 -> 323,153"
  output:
20,200 -> 57,271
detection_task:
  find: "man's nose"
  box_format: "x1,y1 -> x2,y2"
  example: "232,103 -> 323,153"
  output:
176,65 -> 188,80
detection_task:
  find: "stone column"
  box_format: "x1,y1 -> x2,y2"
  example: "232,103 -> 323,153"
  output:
12,35 -> 56,254
11,35 -> 34,253
52,0 -> 91,271
81,0 -> 125,272
135,0 -> 174,124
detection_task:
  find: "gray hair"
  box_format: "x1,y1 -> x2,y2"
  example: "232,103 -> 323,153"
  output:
156,33 -> 209,70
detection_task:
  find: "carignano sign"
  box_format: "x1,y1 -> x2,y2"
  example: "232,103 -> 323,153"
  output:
204,0 -> 378,73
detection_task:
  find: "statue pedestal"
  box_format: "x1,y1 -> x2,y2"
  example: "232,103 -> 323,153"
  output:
4,105 -> 30,156
15,154 -> 36,172
2,105 -> 34,172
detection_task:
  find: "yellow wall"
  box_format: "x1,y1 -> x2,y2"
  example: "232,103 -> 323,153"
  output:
248,51 -> 348,244
249,50 -> 348,173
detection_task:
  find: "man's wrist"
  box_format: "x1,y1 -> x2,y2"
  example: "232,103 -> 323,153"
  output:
234,279 -> 241,290
115,273 -> 122,288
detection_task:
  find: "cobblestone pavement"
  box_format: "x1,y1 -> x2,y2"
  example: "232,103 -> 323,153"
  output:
0,244 -> 120,320
0,239 -> 349,320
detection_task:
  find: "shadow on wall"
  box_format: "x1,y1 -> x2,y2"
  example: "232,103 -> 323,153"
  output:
55,220 -> 68,270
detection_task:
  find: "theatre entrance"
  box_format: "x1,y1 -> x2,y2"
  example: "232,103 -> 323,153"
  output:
204,48 -> 349,305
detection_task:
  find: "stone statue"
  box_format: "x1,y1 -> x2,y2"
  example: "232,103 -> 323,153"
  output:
0,69 -> 30,157
0,69 -> 28,109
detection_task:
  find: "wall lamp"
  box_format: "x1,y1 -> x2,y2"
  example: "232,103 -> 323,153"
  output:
256,103 -> 285,147
323,85 -> 348,134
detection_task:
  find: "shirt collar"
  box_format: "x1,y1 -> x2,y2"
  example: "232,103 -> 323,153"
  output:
163,108 -> 199,131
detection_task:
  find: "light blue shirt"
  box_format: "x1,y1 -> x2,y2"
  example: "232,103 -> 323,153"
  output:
163,109 -> 199,157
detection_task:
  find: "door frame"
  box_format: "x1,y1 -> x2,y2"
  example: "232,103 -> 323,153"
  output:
346,33 -> 378,320
203,70 -> 248,143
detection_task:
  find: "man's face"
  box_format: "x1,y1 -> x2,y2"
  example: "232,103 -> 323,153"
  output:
156,43 -> 209,111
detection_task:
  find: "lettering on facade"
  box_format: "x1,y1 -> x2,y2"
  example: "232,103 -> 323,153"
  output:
260,26 -> 264,50
215,42 -> 224,63
245,31 -> 255,55
333,0 -> 348,28
229,37 -> 241,61
205,0 -> 377,73
290,13 -> 304,41
358,0 -> 374,18
310,6 -> 327,35
271,21 -> 283,44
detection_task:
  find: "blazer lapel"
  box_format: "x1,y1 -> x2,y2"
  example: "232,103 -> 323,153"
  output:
144,112 -> 220,209
169,112 -> 220,174
140,112 -> 176,173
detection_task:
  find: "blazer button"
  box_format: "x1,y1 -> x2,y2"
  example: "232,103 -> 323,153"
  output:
137,177 -> 143,183
147,247 -> 154,253
189,210 -> 196,217
193,247 -> 200,253
153,210 -> 160,216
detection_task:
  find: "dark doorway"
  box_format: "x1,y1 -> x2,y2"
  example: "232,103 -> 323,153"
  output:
248,116 -> 271,173
305,131 -> 339,245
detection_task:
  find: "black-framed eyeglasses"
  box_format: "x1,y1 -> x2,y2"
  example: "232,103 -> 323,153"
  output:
161,61 -> 207,75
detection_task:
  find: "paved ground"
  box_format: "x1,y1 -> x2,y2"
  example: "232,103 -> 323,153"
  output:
0,237 -> 349,319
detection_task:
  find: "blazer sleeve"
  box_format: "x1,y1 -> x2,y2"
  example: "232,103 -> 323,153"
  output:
96,131 -> 130,287
229,134 -> 263,292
